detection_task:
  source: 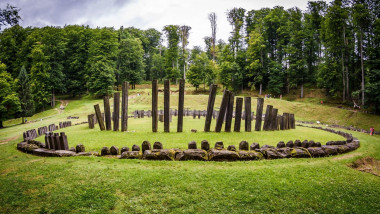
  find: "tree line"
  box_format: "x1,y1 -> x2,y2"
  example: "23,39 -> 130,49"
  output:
0,0 -> 379,127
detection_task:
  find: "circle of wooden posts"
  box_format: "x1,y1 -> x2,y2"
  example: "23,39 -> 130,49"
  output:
91,81 -> 296,133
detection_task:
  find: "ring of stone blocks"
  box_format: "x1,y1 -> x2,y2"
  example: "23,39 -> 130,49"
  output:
17,125 -> 360,160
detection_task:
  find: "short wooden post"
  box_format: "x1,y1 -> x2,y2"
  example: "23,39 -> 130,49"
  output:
234,97 -> 243,132
263,105 -> 273,131
103,96 -> 112,130
270,108 -> 278,131
113,92 -> 120,131
244,97 -> 252,132
164,80 -> 170,132
279,116 -> 284,130
290,114 -> 295,129
94,104 -> 105,131
204,84 -> 217,132
215,90 -> 230,132
283,113 -> 289,130
177,79 -> 185,132
255,98 -> 264,131
121,82 -> 129,132
88,114 -> 94,129
225,92 -> 234,132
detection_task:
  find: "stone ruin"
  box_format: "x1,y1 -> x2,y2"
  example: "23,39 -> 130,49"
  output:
17,125 -> 360,160
17,131 -> 96,157
59,121 -> 72,129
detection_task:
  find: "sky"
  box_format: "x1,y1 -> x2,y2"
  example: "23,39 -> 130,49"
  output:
1,0 -> 332,49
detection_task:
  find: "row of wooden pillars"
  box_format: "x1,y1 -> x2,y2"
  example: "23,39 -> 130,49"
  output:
204,84 -> 295,132
152,79 -> 185,133
93,82 -> 129,132
93,81 -> 295,133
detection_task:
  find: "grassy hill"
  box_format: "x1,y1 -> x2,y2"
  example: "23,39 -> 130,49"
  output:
1,86 -> 380,213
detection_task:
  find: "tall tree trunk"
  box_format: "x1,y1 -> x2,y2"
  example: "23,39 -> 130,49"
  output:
22,117 -> 25,124
259,83 -> 262,95
0,121 -> 3,128
301,84 -> 304,98
183,63 -> 186,80
346,67 -> 349,100
342,51 -> 345,102
51,88 -> 55,107
360,31 -> 365,106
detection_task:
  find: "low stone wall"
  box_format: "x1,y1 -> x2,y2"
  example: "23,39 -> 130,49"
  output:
17,125 -> 360,161
297,120 -> 379,135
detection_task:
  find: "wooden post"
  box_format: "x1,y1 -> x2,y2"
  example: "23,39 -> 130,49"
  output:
152,80 -> 158,132
276,115 -> 281,130
121,82 -> 129,132
177,79 -> 185,132
164,80 -> 170,132
204,84 -> 217,132
270,108 -> 278,131
234,97 -> 243,132
215,90 -> 230,132
279,115 -> 284,130
263,105 -> 273,131
103,96 -> 112,130
113,92 -> 120,131
244,97 -> 252,132
283,113 -> 289,130
255,98 -> 264,131
290,114 -> 295,129
224,92 -> 234,132
94,104 -> 105,131
88,115 -> 94,129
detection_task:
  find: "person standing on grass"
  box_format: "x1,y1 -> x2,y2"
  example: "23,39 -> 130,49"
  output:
370,127 -> 374,136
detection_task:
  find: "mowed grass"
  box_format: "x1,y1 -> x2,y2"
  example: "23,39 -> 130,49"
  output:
1,90 -> 380,213
34,118 -> 346,151
1,131 -> 380,213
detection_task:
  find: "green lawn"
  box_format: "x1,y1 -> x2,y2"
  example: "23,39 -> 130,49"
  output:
33,118 -> 346,152
1,93 -> 380,213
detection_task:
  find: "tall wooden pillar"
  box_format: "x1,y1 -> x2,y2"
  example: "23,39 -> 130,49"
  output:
204,84 -> 217,132
94,104 -> 105,131
164,80 -> 170,132
263,105 -> 273,131
113,92 -> 120,131
255,98 -> 264,131
234,97 -> 243,132
121,82 -> 129,132
152,80 -> 158,132
103,96 -> 112,130
215,90 -> 230,132
177,79 -> 185,132
270,108 -> 278,131
225,92 -> 234,132
244,97 -> 252,132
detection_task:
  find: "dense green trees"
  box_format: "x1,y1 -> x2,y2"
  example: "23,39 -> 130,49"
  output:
0,0 -> 380,122
17,66 -> 34,123
0,62 -> 20,128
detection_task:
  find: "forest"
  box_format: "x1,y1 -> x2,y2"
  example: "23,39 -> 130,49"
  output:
0,0 -> 379,127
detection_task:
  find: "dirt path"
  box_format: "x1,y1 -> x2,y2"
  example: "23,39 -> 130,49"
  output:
0,136 -> 19,145
56,100 -> 70,114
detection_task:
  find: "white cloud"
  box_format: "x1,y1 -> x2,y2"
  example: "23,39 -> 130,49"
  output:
2,0 -> 333,48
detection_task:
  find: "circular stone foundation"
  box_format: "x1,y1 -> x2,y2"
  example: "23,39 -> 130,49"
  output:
17,124 -> 360,161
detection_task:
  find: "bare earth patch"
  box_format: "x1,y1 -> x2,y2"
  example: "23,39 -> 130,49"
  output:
333,152 -> 362,160
0,135 -> 19,144
348,157 -> 380,177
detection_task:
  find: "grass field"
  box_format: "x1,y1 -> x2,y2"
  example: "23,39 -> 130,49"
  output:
32,118 -> 346,151
1,88 -> 380,213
